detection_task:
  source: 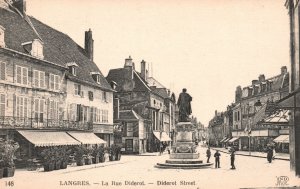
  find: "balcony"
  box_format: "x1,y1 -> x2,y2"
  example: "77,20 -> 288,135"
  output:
0,116 -> 93,131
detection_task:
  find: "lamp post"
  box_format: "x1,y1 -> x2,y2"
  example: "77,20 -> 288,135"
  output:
251,100 -> 262,155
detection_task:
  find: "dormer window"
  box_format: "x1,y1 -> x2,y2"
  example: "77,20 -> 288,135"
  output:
66,62 -> 78,76
22,39 -> 44,59
32,39 -> 44,59
0,25 -> 5,48
90,72 -> 101,84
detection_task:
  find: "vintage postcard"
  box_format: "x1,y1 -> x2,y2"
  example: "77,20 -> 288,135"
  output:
0,0 -> 300,189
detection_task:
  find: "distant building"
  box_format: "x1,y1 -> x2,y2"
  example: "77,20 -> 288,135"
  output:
208,110 -> 224,147
107,57 -> 176,154
231,67 -> 289,151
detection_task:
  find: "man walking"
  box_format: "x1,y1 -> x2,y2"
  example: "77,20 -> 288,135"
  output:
214,150 -> 221,168
206,147 -> 211,163
230,149 -> 236,169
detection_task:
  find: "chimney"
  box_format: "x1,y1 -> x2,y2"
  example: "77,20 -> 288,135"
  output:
13,0 -> 26,13
258,74 -> 265,82
252,80 -> 259,85
124,56 -> 134,79
235,85 -> 242,103
281,66 -> 287,75
215,110 -> 217,116
85,29 -> 94,61
124,56 -> 133,68
141,60 -> 147,81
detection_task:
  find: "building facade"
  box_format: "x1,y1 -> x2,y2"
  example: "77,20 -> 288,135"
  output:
231,67 -> 289,151
0,0 -> 114,164
106,57 -> 176,154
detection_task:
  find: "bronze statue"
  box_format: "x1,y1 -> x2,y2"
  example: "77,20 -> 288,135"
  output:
177,88 -> 192,122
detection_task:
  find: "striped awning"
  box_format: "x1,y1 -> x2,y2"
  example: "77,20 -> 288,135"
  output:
224,138 -> 231,143
228,137 -> 239,143
67,132 -> 106,144
273,135 -> 289,143
18,130 -> 80,147
220,137 -> 227,143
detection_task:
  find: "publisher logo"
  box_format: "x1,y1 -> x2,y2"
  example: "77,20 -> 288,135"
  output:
275,176 -> 289,187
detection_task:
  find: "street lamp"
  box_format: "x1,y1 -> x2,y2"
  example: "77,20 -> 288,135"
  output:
248,100 -> 262,155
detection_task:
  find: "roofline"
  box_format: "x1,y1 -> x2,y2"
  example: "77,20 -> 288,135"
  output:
133,70 -> 151,91
241,73 -> 289,89
0,47 -> 67,70
67,76 -> 115,92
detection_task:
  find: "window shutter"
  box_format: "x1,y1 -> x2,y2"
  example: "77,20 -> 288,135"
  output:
54,75 -> 59,90
0,62 -> 5,80
33,70 -> 39,87
0,94 -> 5,117
20,97 -> 24,117
22,67 -> 28,85
16,66 -> 21,84
40,72 -> 45,88
16,96 -> 19,118
50,74 -> 54,90
24,98 -> 28,118
40,99 -> 44,122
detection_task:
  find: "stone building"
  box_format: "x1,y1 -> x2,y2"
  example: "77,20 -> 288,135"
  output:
106,57 -> 176,154
231,67 -> 289,151
208,110 -> 224,147
0,0 -> 113,164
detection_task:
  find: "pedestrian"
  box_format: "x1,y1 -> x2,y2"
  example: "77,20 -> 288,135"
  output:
230,148 -> 236,169
267,147 -> 273,163
214,150 -> 221,168
206,147 -> 211,163
272,147 -> 276,160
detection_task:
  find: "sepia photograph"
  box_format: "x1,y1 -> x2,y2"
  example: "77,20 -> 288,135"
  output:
0,0 -> 300,188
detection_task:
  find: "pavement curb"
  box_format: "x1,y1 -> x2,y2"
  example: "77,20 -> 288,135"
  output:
212,148 -> 290,161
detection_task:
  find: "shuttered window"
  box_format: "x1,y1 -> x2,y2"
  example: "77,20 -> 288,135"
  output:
0,62 -> 6,80
34,99 -> 44,122
33,70 -> 45,88
16,96 -> 28,118
15,65 -> 28,85
49,100 -> 59,120
0,94 -> 5,117
102,110 -> 108,123
49,74 -> 60,90
74,84 -> 81,95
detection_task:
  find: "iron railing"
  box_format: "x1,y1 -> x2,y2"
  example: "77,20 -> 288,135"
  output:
0,116 -> 93,131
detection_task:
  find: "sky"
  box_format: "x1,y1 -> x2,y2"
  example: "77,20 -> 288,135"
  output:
26,0 -> 290,126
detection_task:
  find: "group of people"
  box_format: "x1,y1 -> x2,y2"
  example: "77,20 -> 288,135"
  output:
206,145 -> 277,169
206,147 -> 236,169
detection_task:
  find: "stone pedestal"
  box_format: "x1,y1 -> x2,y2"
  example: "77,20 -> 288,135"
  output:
155,122 -> 212,169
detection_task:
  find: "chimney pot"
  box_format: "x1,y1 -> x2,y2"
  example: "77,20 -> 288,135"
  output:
281,66 -> 287,74
13,0 -> 26,13
252,80 -> 259,85
141,59 -> 147,81
258,74 -> 265,82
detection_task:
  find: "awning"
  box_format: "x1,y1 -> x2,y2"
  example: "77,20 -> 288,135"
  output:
273,135 -> 289,143
220,137 -> 227,143
67,132 -> 106,145
224,138 -> 231,143
228,137 -> 239,143
263,110 -> 290,125
17,130 -> 81,147
153,131 -> 172,141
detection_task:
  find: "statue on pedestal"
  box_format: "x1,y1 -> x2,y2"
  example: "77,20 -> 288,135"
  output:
177,88 -> 192,122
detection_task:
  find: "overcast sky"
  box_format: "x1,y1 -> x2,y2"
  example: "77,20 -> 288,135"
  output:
26,0 -> 290,126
